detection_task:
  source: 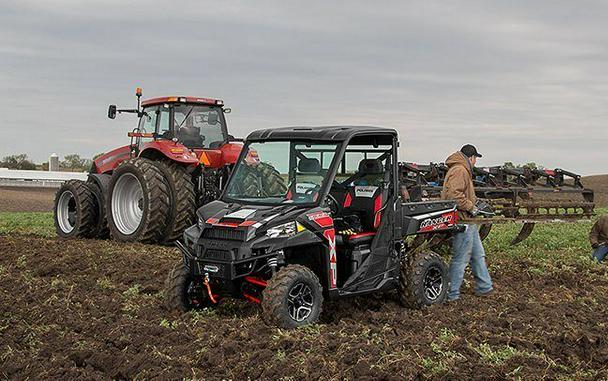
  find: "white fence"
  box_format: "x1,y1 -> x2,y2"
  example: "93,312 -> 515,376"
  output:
0,168 -> 88,188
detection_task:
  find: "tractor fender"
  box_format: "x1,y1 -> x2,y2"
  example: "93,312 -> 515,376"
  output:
87,173 -> 111,194
92,145 -> 133,174
139,141 -> 200,166
192,142 -> 243,169
220,142 -> 244,165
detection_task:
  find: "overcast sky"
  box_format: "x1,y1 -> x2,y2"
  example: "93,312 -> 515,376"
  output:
1,0 -> 606,174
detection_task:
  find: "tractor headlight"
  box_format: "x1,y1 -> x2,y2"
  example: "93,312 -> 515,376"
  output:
266,221 -> 297,238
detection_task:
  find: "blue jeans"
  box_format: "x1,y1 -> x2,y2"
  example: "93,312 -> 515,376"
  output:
592,245 -> 608,262
448,224 -> 493,301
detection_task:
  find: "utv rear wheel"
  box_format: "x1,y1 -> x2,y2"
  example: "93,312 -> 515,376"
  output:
153,161 -> 196,243
164,261 -> 211,312
262,265 -> 323,329
107,158 -> 170,243
54,179 -> 96,238
399,251 -> 448,308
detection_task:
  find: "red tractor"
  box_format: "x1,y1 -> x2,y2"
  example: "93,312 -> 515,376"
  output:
53,88 -> 245,244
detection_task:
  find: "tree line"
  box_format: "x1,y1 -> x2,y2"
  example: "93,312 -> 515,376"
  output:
0,153 -> 104,172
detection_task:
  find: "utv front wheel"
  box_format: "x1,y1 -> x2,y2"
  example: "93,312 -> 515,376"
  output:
53,179 -> 96,238
262,265 -> 323,329
399,251 -> 448,308
164,261 -> 212,312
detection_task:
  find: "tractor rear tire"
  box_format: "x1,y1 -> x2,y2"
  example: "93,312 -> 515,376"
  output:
107,158 -> 170,243
262,265 -> 323,329
87,180 -> 110,239
398,251 -> 448,308
164,261 -> 212,312
54,180 -> 97,239
256,162 -> 288,195
153,161 -> 196,243
242,162 -> 288,197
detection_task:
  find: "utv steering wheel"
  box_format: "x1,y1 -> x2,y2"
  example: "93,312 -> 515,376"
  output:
325,194 -> 340,215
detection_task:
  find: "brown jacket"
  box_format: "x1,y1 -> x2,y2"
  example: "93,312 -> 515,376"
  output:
589,215 -> 608,247
441,151 -> 476,212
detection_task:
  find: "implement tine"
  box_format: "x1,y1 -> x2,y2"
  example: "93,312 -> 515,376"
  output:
511,222 -> 535,245
479,224 -> 492,241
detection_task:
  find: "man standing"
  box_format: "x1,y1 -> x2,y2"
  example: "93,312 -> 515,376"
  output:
589,215 -> 608,263
441,144 -> 493,301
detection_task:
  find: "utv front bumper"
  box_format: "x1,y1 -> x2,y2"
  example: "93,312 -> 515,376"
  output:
176,225 -> 284,283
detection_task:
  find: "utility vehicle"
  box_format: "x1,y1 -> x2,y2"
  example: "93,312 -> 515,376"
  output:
165,126 -> 461,328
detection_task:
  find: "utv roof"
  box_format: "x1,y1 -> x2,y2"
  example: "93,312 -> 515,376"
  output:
247,126 -> 398,142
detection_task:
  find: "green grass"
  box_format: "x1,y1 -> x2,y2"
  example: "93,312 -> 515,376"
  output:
0,209 -> 606,270
483,207 -> 607,270
0,212 -> 54,238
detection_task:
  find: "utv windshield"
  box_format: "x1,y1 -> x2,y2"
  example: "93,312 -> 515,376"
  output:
224,141 -> 340,205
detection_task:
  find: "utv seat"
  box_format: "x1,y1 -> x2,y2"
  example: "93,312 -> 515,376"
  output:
341,159 -> 387,246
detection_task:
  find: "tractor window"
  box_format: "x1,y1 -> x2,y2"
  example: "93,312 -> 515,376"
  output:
173,104 -> 225,148
157,106 -> 170,137
138,106 -> 158,134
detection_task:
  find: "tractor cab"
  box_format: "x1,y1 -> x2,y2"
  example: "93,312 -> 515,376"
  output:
137,96 -> 229,150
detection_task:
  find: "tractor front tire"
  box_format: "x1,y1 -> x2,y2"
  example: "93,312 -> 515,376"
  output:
107,158 -> 170,243
53,179 -> 96,239
164,261 -> 212,312
262,265 -> 323,329
153,161 -> 196,244
398,251 -> 448,308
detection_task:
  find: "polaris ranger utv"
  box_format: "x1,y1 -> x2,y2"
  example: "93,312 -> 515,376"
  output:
165,126 -> 460,328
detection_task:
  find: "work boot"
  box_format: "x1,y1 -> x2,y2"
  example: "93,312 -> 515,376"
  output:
475,288 -> 494,297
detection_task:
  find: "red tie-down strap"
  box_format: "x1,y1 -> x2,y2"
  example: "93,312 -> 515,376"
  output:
373,193 -> 383,228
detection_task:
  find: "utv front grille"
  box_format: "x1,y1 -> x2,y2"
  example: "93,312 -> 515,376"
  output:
202,227 -> 246,241
203,249 -> 233,261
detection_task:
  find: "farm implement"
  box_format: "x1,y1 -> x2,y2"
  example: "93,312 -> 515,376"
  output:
400,162 -> 595,244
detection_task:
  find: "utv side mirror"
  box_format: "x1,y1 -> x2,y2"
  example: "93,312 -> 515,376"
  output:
108,105 -> 117,119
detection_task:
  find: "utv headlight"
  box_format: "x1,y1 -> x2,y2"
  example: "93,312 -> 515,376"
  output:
197,216 -> 205,229
266,221 -> 297,238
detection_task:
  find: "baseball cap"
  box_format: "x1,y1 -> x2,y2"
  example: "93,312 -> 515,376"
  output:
460,144 -> 482,158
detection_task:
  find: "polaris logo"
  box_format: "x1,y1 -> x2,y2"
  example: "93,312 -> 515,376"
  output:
296,182 -> 317,193
203,265 -> 219,273
354,186 -> 378,198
